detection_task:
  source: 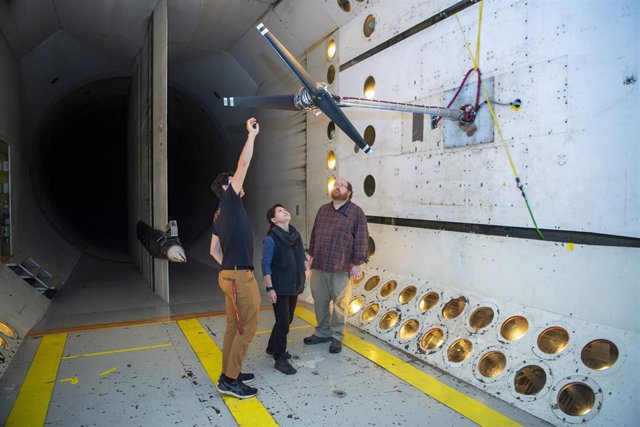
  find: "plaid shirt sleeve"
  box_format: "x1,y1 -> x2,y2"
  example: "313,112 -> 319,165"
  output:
352,205 -> 369,265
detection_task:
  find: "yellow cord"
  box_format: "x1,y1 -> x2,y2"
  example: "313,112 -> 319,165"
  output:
455,1 -> 544,238
474,0 -> 484,70
455,5 -> 517,178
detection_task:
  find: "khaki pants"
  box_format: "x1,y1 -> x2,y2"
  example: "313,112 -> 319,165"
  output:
310,270 -> 350,341
217,269 -> 261,379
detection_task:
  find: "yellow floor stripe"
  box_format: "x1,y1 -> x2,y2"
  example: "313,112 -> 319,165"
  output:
177,319 -> 277,427
6,333 -> 67,427
295,307 -> 521,427
62,343 -> 171,360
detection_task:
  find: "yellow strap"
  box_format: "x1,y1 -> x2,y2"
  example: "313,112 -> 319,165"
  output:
295,307 -> 521,427
474,0 -> 484,70
456,5 -> 518,177
177,319 -> 277,427
6,333 -> 67,427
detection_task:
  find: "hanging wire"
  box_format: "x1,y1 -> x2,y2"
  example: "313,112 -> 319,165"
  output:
455,2 -> 545,239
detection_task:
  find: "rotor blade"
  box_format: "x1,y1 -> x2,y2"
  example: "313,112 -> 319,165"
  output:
338,97 -> 462,121
315,89 -> 372,155
256,23 -> 320,95
223,95 -> 298,111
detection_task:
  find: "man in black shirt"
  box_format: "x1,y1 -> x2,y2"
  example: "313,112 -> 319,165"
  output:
209,117 -> 260,399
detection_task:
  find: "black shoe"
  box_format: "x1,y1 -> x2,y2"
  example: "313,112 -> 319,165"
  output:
304,334 -> 331,345
266,348 -> 292,359
217,377 -> 257,399
275,356 -> 297,375
238,372 -> 255,383
329,338 -> 342,354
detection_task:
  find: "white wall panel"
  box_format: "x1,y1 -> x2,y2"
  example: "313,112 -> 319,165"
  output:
273,0 -> 338,51
330,0 -> 639,237
365,222 -> 640,335
340,0 -> 441,64
349,222 -> 640,425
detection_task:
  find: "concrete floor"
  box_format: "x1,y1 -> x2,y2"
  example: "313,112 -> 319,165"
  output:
0,257 -> 551,426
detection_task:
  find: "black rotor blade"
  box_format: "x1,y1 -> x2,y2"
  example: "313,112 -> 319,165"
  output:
315,90 -> 372,154
222,95 -> 298,111
257,23 -> 320,95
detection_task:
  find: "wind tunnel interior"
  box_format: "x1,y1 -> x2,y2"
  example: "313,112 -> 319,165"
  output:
31,77 -> 226,264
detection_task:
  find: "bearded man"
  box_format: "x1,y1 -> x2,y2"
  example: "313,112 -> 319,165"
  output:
304,178 -> 369,353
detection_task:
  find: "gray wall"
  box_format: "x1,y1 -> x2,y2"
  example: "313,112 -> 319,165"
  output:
0,31 -> 50,380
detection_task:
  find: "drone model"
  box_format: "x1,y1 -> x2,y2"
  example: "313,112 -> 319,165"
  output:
221,23 -> 474,154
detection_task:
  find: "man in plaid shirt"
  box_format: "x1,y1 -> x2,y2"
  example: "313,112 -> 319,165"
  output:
304,177 -> 369,353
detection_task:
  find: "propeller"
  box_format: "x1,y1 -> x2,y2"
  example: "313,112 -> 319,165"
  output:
222,23 -> 465,155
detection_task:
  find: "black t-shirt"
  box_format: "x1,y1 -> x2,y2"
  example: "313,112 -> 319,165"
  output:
211,186 -> 253,269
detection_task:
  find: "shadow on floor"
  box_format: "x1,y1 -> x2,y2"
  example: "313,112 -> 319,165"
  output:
33,254 -> 228,331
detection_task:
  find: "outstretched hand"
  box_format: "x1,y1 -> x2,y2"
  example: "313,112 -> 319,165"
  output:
246,117 -> 260,136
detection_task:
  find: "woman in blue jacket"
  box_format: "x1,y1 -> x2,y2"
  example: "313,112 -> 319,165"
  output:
262,204 -> 309,374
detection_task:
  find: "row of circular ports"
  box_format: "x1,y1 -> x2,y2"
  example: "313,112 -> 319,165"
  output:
347,299 -> 604,418
349,275 -> 619,367
350,300 -> 617,372
0,321 -> 17,348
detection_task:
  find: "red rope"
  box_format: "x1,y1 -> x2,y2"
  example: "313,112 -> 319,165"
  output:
231,279 -> 244,335
435,67 -> 482,126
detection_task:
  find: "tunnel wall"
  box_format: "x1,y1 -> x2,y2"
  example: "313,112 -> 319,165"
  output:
0,31 -> 19,146
302,0 -> 639,424
0,264 -> 50,380
12,28 -> 134,284
0,32 -> 50,380
127,0 -> 170,302
167,0 -> 332,274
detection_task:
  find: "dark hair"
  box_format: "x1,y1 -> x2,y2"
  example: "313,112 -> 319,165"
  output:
211,171 -> 233,198
266,204 -> 285,234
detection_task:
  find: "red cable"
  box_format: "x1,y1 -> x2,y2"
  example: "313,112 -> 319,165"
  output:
231,279 -> 244,335
435,67 -> 482,126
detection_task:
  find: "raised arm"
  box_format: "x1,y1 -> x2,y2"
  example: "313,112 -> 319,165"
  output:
230,117 -> 259,194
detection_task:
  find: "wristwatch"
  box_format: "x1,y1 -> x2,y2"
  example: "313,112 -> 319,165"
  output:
265,287 -> 274,292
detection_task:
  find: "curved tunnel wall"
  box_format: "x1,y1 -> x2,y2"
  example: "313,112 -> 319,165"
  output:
31,78 -> 226,261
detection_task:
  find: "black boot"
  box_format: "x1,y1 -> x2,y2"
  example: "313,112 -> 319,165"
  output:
275,355 -> 297,375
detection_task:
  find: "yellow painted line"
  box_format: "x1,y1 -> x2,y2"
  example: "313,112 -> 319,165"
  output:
295,307 -> 522,427
6,333 -> 67,427
255,324 -> 312,335
99,368 -> 117,376
26,309 -> 227,337
59,377 -> 78,385
62,343 -> 171,360
178,319 -> 277,427
28,306 -> 274,338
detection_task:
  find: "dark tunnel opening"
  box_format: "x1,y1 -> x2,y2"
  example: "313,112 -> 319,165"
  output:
31,78 -> 226,261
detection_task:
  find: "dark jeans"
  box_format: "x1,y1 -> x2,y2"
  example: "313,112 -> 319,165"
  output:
266,294 -> 298,359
